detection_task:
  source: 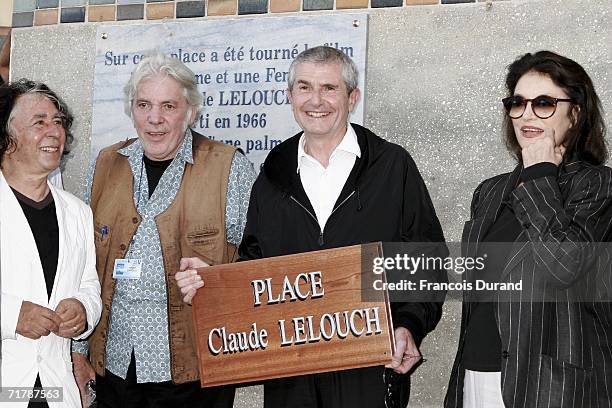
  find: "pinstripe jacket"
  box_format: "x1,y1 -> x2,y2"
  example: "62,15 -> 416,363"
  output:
445,160 -> 612,408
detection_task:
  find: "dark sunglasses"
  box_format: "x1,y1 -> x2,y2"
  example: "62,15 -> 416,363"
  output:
502,95 -> 573,119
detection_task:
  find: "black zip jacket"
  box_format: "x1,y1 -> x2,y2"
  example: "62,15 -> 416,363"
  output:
238,123 -> 447,344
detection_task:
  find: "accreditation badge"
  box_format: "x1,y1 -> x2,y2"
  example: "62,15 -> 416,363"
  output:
112,258 -> 142,279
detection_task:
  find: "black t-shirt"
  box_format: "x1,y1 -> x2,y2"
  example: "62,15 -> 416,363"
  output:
13,188 -> 58,407
461,204 -> 521,371
12,188 -> 59,300
143,155 -> 173,198
461,162 -> 558,371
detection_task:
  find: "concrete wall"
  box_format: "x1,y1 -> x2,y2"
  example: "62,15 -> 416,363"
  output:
10,0 -> 610,406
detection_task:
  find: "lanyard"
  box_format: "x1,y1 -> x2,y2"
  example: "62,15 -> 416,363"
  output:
135,155 -> 145,210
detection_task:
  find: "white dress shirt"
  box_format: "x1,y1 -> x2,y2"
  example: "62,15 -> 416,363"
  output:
297,124 -> 361,231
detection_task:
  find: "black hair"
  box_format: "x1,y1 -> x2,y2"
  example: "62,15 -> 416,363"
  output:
503,51 -> 607,165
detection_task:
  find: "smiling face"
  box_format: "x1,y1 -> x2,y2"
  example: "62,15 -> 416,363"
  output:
131,74 -> 196,161
512,71 -> 574,149
288,62 -> 360,144
3,93 -> 65,177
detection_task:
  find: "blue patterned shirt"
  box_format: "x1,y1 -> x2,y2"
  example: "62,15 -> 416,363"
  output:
73,130 -> 256,383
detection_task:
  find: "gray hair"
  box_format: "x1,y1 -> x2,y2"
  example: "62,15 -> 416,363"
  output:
123,51 -> 203,122
288,46 -> 359,95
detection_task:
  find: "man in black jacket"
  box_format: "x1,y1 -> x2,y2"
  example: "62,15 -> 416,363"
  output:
177,46 -> 445,407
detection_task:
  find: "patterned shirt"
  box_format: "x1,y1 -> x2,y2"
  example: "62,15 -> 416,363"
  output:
73,130 -> 256,382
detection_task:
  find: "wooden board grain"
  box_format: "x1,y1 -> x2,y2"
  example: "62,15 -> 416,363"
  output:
192,243 -> 394,387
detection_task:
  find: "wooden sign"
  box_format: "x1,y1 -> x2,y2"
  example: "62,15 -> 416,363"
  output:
192,243 -> 395,387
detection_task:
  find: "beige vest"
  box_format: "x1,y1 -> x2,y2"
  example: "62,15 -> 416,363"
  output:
88,134 -> 237,384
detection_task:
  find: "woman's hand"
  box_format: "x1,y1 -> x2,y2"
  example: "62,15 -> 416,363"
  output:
521,128 -> 566,168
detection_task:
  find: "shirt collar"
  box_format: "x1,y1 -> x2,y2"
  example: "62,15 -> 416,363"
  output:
118,129 -> 194,165
296,124 -> 361,173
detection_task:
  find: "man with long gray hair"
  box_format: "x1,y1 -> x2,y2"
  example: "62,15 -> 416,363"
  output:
177,45 -> 446,407
72,52 -> 256,407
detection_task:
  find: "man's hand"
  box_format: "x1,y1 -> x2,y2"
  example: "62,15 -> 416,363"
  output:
521,128 -> 565,168
175,257 -> 208,305
55,298 -> 87,338
15,301 -> 62,339
72,352 -> 95,408
386,327 -> 421,374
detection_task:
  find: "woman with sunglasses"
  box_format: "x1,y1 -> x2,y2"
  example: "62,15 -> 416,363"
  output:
445,51 -> 612,408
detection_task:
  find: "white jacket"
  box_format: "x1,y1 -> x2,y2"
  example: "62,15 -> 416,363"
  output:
1,171 -> 102,407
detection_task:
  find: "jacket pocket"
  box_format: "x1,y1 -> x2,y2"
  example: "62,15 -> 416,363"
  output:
535,354 -> 592,407
185,227 -> 221,264
186,227 -> 219,245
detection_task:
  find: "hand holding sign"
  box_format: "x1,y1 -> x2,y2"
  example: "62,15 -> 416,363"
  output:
191,244 -> 395,387
176,257 -> 207,304
386,327 -> 421,374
